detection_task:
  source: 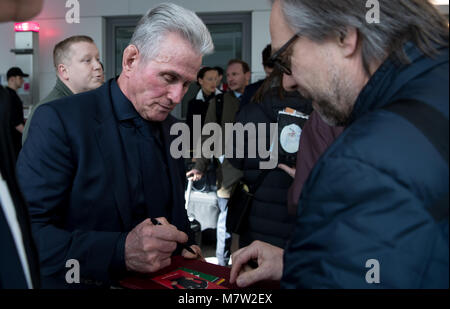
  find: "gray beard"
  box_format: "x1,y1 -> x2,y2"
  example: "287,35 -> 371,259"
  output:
312,67 -> 355,127
314,98 -> 350,127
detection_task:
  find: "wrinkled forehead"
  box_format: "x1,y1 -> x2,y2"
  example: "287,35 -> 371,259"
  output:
150,35 -> 202,82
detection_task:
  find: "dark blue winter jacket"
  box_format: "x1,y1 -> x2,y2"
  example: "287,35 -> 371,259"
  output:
282,43 -> 449,288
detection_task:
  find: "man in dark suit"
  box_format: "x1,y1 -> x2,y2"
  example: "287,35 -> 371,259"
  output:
0,0 -> 43,290
17,3 -> 214,288
1,86 -> 40,289
231,0 -> 448,289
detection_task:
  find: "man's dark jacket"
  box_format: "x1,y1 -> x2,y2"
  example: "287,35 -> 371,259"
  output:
239,79 -> 264,111
0,86 -> 40,289
282,44 -> 449,288
17,79 -> 193,288
22,76 -> 74,144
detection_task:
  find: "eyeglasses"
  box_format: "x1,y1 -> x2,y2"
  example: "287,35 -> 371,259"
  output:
269,34 -> 299,76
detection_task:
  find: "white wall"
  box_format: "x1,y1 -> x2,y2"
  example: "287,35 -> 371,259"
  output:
251,11 -> 271,82
0,22 -> 18,83
0,0 -> 272,103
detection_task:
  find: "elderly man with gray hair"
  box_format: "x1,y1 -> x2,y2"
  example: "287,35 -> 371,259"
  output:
231,0 -> 448,288
17,3 -> 213,288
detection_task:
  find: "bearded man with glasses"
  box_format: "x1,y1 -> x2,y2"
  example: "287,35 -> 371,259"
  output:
230,0 -> 448,289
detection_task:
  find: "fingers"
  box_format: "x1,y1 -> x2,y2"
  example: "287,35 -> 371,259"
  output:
278,164 -> 296,178
186,169 -> 197,179
146,218 -> 188,244
230,246 -> 256,285
147,238 -> 178,254
125,218 -> 189,273
186,170 -> 194,178
182,245 -> 204,261
125,231 -> 174,273
230,241 -> 284,287
234,267 -> 265,288
154,217 -> 169,225
181,248 -> 196,259
239,264 -> 254,277
186,169 -> 203,181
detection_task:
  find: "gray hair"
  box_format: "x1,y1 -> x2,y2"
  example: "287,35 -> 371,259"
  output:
130,3 -> 214,62
273,0 -> 449,75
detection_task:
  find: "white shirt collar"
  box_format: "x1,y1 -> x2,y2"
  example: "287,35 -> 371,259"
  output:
195,88 -> 222,101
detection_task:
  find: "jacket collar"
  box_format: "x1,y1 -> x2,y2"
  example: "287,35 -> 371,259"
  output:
349,42 -> 449,125
195,88 -> 222,101
54,76 -> 74,98
110,78 -> 139,121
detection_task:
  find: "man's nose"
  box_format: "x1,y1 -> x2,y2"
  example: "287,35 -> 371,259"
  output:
167,84 -> 184,104
93,59 -> 102,70
282,74 -> 297,92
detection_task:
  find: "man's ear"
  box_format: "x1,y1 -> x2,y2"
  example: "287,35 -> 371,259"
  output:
337,27 -> 359,58
57,64 -> 69,81
122,45 -> 140,77
197,77 -> 204,88
245,71 -> 251,84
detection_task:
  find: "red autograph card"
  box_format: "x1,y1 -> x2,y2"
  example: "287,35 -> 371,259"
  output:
151,269 -> 228,289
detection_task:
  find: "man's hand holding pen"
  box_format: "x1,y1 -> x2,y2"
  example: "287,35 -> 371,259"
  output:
124,217 -> 203,273
181,244 -> 205,262
150,218 -> 205,262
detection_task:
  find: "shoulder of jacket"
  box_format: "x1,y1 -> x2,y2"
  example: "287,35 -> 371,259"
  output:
222,92 -> 235,100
